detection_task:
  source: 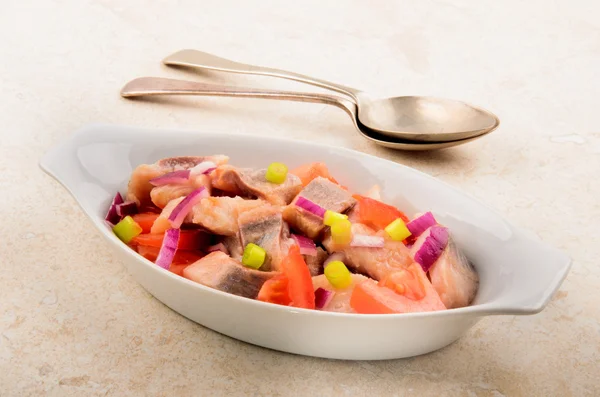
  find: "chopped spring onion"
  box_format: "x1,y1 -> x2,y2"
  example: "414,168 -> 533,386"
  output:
116,201 -> 138,218
295,196 -> 326,218
105,192 -> 124,225
330,218 -> 352,245
149,170 -> 191,186
112,215 -> 143,243
189,161 -> 217,178
155,228 -> 180,269
414,226 -> 449,272
265,162 -> 288,184
350,235 -> 385,248
384,218 -> 412,241
324,260 -> 352,289
168,187 -> 208,228
315,288 -> 335,309
207,242 -> 229,255
242,243 -> 266,269
291,234 -> 317,256
323,210 -> 348,226
406,212 -> 437,238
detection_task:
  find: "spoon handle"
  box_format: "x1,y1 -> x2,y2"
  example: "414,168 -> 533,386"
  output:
121,76 -> 357,119
163,49 -> 361,99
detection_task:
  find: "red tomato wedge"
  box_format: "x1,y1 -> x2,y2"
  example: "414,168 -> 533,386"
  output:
173,251 -> 205,265
169,263 -> 190,277
290,162 -> 339,187
136,246 -> 204,275
132,213 -> 160,234
257,274 -> 292,306
350,282 -> 397,314
352,196 -> 410,230
280,245 -> 316,309
350,266 -> 446,314
132,230 -> 210,251
136,245 -> 161,262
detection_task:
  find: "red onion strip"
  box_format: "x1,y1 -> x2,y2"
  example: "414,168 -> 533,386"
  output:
149,170 -> 191,186
105,192 -> 124,225
295,196 -> 326,218
291,234 -> 318,256
190,161 -> 217,178
406,212 -> 437,238
414,226 -> 449,272
156,228 -> 180,270
168,187 -> 208,228
315,288 -> 335,309
116,201 -> 138,218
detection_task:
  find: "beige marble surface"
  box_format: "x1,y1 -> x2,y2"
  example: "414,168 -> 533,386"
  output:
1,0 -> 599,396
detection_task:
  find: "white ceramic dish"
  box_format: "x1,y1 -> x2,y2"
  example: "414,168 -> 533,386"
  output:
39,124 -> 571,360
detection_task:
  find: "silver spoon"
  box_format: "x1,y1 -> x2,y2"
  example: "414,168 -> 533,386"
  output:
120,77 -> 490,151
163,49 -> 499,143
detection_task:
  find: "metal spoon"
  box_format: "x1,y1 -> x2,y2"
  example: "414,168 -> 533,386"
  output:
120,77 -> 490,151
163,49 -> 500,143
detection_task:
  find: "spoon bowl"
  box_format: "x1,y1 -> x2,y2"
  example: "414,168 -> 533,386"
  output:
358,96 -> 499,142
356,120 -> 494,151
163,49 -> 500,142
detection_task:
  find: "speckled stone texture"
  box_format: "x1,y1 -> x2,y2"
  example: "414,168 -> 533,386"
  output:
0,0 -> 598,396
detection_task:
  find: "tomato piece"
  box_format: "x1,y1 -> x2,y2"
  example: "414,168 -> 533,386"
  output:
379,264 -> 426,300
290,162 -> 339,187
132,233 -> 172,248
172,250 -> 204,265
132,230 -> 209,250
137,246 -> 203,272
353,196 -> 410,230
256,246 -> 316,308
350,269 -> 446,314
169,263 -> 189,276
257,274 -> 292,306
280,245 -> 315,309
136,245 -> 160,261
350,281 -> 396,314
174,230 -> 209,250
132,213 -> 160,234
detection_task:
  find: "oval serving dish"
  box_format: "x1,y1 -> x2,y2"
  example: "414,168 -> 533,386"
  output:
39,124 -> 571,360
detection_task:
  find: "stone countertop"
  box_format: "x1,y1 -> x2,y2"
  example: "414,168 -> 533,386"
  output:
1,0 -> 598,396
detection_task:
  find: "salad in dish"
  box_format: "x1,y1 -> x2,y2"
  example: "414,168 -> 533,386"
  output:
106,155 -> 478,314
